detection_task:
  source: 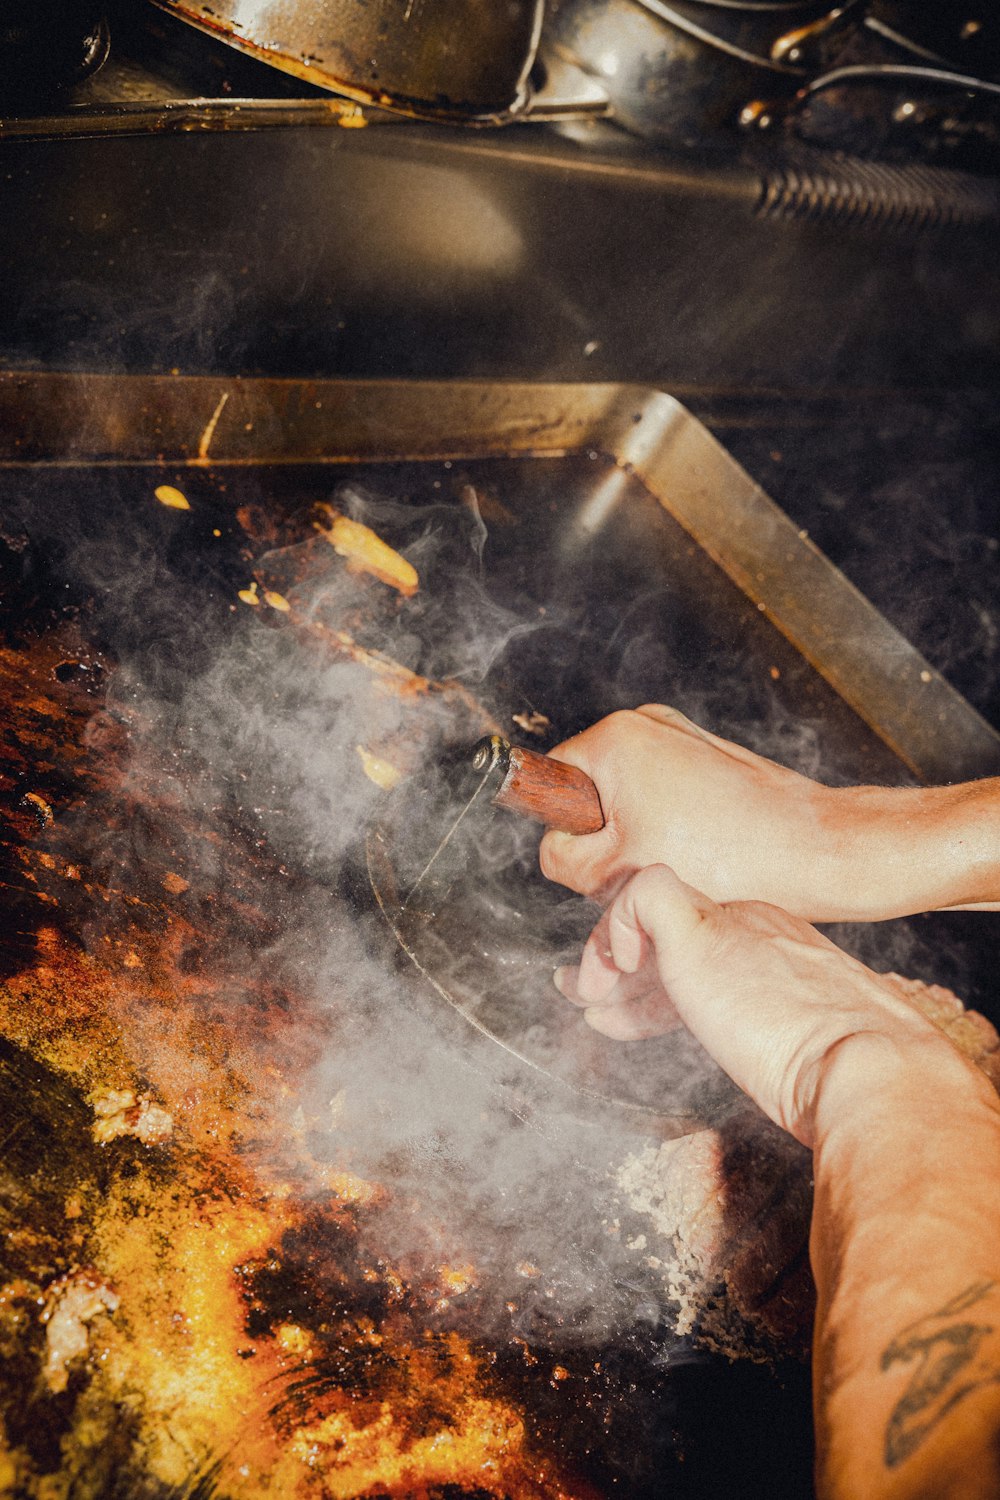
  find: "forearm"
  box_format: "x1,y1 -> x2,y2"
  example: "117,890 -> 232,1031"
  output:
811,1034 -> 1000,1499
820,778 -> 1000,920
540,703 -> 1000,920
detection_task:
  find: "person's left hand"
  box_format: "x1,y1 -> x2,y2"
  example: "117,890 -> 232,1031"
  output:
554,865 -> 964,1146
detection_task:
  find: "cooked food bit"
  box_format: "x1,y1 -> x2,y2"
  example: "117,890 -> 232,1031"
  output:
161,871 -> 189,895
437,1265 -> 477,1297
320,1169 -> 386,1210
511,711 -> 550,737
263,590 -> 291,613
274,1322 -> 314,1359
41,1269 -> 119,1393
314,505 -> 419,597
238,581 -> 261,606
196,389 -> 229,464
336,104 -> 368,128
20,790 -> 54,826
153,485 -> 191,511
356,745 -> 403,790
91,1088 -> 173,1146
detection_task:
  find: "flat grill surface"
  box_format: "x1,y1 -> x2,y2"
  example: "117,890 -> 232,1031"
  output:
0,385 -> 993,1497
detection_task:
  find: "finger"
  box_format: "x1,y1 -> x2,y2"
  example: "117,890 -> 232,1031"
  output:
544,728 -> 597,777
612,865 -> 718,975
583,990 -> 684,1041
554,956 -> 663,1010
539,824 -> 619,897
571,864 -> 715,1006
572,907 -> 621,1006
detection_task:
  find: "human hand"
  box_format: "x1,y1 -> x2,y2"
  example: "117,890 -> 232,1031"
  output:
539,705 -> 995,922
554,864 -> 960,1146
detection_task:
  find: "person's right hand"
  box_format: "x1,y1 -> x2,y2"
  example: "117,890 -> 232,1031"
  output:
554,864 -> 984,1147
539,705 -> 1000,922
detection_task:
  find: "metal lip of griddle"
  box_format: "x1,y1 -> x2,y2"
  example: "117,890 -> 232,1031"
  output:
3,369 -> 998,786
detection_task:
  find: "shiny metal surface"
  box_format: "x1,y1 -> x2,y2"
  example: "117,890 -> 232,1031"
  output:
148,0 -> 545,122
2,369 -> 997,784
546,0 -> 864,140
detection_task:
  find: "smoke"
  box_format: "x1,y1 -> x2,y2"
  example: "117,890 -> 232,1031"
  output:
17,427 -> 988,1367
5,460 -> 736,1357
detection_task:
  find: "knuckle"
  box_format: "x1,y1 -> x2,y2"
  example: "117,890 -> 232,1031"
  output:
600,709 -> 639,747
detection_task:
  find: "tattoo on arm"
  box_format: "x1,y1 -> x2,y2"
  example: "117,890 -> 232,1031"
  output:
882,1280 -> 998,1468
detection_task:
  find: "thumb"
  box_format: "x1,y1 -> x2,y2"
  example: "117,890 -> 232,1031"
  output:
576,865 -> 718,1003
539,822 -> 614,895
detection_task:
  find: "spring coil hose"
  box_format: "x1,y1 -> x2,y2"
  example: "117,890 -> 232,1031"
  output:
757,156 -> 1000,230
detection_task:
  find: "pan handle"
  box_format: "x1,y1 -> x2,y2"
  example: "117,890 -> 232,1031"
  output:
470,735 -> 604,835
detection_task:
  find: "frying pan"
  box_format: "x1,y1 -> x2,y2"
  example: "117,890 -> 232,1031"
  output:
366,734 -> 742,1141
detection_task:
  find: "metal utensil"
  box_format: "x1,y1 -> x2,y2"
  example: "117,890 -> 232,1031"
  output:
391,733 -> 604,917
366,736 -> 740,1140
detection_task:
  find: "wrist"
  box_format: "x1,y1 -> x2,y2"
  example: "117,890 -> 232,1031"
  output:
929,778 -> 1000,909
810,1026 -> 1000,1153
821,781 -> 1000,919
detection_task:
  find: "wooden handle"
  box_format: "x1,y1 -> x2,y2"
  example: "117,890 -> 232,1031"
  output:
493,744 -> 604,834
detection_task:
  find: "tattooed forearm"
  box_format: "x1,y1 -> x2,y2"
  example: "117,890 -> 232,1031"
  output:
882,1281 -> 999,1468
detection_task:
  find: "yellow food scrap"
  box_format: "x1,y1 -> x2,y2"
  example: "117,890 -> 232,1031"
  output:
196,390 -> 229,464
337,104 -> 368,128
356,745 -> 402,790
238,581 -> 260,606
274,1322 -> 314,1359
314,506 -> 418,597
263,590 -> 291,613
41,1270 -> 119,1393
22,791 -> 54,826
91,1088 -> 173,1146
321,1169 -> 386,1210
154,485 -> 191,511
438,1265 -> 477,1296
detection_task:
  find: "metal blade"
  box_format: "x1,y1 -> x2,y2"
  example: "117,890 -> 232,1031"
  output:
400,759 -> 496,914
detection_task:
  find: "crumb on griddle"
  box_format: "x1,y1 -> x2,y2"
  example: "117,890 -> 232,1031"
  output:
41,1269 -> 119,1394
91,1088 -> 173,1146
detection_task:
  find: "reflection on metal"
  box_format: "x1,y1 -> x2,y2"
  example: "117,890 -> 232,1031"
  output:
0,96 -> 376,139
2,370 -> 998,784
545,0 -> 865,137
573,465 -> 631,536
771,1 -> 866,65
148,0 -> 546,122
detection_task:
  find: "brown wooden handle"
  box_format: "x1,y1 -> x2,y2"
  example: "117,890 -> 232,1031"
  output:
493,744 -> 605,834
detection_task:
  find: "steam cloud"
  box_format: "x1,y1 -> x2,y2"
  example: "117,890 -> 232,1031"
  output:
10,439 -> 979,1366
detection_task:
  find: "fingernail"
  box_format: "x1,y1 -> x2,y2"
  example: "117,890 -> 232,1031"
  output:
553,965 -> 572,996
